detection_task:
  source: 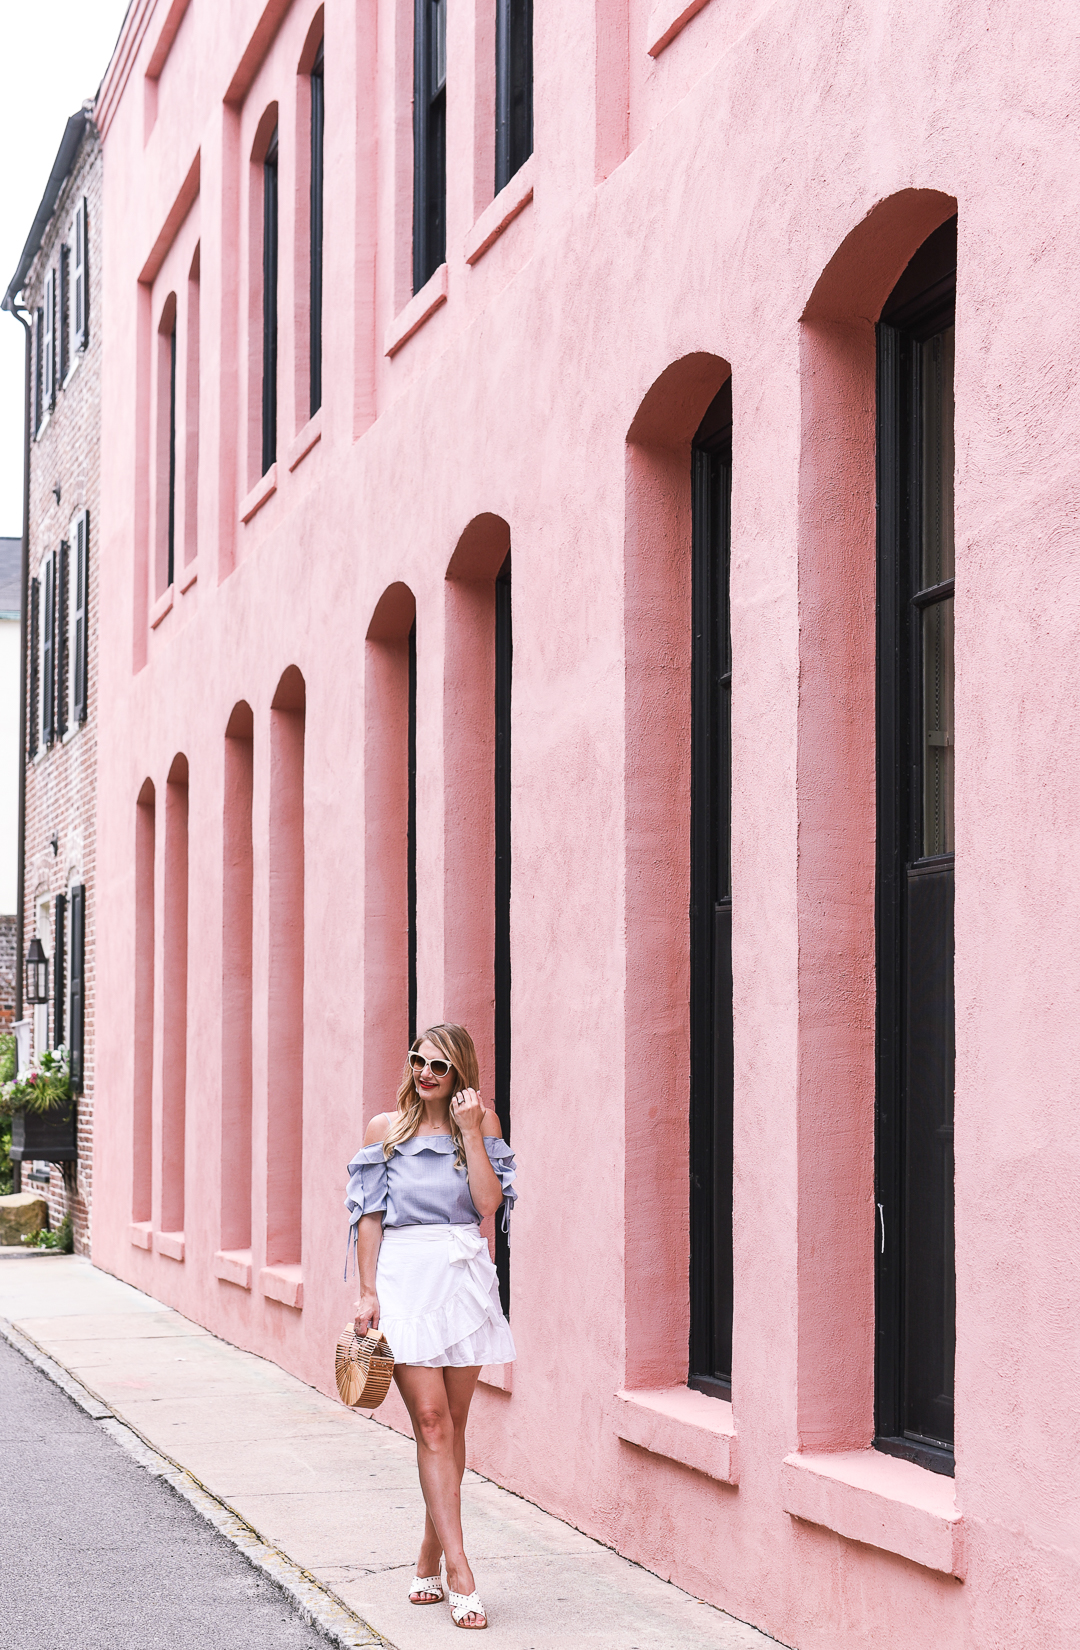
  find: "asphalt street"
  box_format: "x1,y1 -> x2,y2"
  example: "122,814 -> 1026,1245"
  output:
0,1334 -> 335,1650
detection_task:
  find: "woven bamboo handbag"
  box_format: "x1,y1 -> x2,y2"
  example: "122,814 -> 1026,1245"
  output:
335,1324 -> 395,1409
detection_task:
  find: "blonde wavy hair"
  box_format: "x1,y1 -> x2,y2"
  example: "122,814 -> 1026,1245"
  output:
382,1022 -> 480,1167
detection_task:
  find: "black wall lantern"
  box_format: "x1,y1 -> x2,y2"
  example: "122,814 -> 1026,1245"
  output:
25,937 -> 49,1005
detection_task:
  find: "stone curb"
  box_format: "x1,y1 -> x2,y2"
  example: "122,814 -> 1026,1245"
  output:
0,1316 -> 396,1650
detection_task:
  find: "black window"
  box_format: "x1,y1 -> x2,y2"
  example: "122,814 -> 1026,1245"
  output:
42,552 -> 55,747
28,576 -> 39,759
54,893 -> 66,1048
73,197 -> 89,352
33,308 -> 43,434
73,511 -> 89,724
495,0 -> 532,193
58,245 -> 69,384
69,884 -> 85,1090
262,127 -> 279,475
56,539 -> 68,741
494,550 -> 512,1315
689,380 -> 734,1398
309,42 -> 324,419
875,216 -> 957,1476
413,0 -> 446,292
167,313 -> 177,587
43,268 -> 56,410
408,619 -> 418,1044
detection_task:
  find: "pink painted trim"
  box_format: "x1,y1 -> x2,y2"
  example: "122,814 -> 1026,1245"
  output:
286,409 -> 322,472
647,0 -> 711,57
259,1264 -> 304,1309
479,1362 -> 514,1393
464,158 -> 535,266
384,264 -> 448,358
239,463 -> 277,524
179,559 -> 198,594
155,1230 -> 185,1262
149,584 -> 174,630
214,1248 -> 253,1289
781,1451 -> 964,1577
615,1387 -> 738,1484
129,1221 -> 153,1250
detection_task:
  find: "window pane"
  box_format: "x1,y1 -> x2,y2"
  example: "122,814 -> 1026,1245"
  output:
920,326 -> 955,589
922,595 -> 954,857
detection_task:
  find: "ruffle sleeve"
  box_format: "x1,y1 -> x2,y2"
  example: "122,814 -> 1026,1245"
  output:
484,1137 -> 518,1235
344,1143 -> 388,1277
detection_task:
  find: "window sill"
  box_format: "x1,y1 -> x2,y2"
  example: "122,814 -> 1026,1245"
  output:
384,264 -> 448,358
240,464 -> 277,524
129,1221 -> 152,1249
464,157 -> 535,266
155,1230 -> 185,1262
287,409 -> 322,472
647,0 -> 710,56
259,1263 -> 303,1309
479,1362 -> 513,1393
62,720 -> 86,746
149,584 -> 174,630
615,1386 -> 739,1484
781,1450 -> 964,1577
179,558 -> 198,594
214,1248 -> 252,1289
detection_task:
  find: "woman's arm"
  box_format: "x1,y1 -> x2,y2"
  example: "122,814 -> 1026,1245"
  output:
353,1111 -> 389,1333
451,1089 -> 504,1218
353,1212 -> 384,1333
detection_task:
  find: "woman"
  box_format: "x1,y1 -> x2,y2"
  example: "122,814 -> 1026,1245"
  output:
346,1023 -> 516,1632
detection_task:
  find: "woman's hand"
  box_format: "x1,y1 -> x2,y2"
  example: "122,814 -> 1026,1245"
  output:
353,1292 -> 380,1336
451,1087 -> 486,1137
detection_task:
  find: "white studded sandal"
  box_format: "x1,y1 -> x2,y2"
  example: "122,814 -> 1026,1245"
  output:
448,1588 -> 487,1629
408,1571 -> 444,1605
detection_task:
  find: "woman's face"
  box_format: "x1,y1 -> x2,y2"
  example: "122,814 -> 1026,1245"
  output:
413,1039 -> 456,1106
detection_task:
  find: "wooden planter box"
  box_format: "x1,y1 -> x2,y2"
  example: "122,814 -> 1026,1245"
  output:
10,1102 -> 77,1164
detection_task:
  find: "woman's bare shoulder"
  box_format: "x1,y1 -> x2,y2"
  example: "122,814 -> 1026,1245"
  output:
482,1108 -> 503,1139
363,1112 -> 391,1146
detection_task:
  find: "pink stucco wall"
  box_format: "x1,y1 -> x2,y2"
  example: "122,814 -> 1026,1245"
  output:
91,2 -> 1080,1646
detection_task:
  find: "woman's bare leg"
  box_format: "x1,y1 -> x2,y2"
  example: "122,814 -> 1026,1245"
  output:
395,1365 -> 484,1624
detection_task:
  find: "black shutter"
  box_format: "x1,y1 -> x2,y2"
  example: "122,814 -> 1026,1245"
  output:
42,553 -> 55,746
58,246 -> 69,385
74,197 -> 88,350
309,42 -> 324,419
43,269 -> 55,409
33,308 -> 43,433
413,0 -> 447,292
167,320 -> 177,587
73,512 -> 88,723
494,551 -> 512,1316
56,539 -> 68,740
495,0 -> 533,193
875,218 -> 957,1476
689,381 -> 734,1397
262,129 -> 279,475
69,885 -> 85,1090
28,576 -> 39,759
54,893 -> 66,1048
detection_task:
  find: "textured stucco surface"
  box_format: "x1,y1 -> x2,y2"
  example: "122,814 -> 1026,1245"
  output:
91,3 -> 1080,1648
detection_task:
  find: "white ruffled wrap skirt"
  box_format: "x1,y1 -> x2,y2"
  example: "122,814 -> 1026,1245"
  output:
376,1223 -> 517,1368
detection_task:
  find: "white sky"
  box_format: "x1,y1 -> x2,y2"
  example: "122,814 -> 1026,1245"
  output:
0,0 -> 131,537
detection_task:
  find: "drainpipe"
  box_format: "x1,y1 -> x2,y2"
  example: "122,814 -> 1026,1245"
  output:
6,302 -> 31,1192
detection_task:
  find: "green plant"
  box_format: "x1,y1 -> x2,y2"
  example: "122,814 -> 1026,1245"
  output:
0,1037 -> 14,1194
23,1213 -> 74,1253
0,1046 -> 72,1119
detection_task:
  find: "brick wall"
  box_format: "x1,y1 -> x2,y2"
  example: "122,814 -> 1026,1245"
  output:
19,122 -> 101,1256
0,915 -> 16,1026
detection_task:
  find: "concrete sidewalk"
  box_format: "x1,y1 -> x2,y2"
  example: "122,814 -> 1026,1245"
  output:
0,1257 -> 778,1650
